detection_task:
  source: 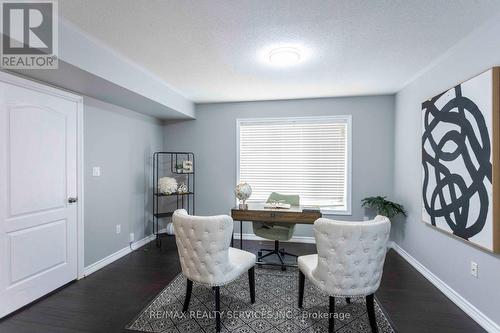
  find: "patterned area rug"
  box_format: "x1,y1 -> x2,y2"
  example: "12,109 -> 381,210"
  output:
127,266 -> 395,333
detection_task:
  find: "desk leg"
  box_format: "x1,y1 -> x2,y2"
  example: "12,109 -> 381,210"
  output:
240,220 -> 243,249
231,233 -> 234,247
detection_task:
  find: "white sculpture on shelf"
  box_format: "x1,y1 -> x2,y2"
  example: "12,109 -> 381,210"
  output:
235,182 -> 252,209
158,177 -> 178,194
166,222 -> 175,235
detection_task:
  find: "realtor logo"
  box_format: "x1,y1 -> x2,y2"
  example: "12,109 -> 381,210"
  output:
1,0 -> 58,69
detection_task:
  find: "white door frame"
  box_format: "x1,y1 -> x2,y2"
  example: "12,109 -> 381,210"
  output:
0,70 -> 85,279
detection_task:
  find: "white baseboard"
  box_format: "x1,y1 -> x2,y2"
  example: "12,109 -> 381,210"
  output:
389,241 -> 500,333
83,234 -> 155,277
160,225 -> 315,244
234,232 -> 316,244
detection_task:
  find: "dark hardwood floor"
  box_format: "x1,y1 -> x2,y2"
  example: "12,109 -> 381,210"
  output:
0,237 -> 486,333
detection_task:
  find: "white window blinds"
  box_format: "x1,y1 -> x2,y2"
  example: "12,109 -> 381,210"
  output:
238,116 -> 351,212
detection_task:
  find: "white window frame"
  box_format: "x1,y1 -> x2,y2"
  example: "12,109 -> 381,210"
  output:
236,115 -> 352,215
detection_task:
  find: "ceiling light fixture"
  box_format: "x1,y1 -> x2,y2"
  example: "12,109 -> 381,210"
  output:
268,47 -> 301,66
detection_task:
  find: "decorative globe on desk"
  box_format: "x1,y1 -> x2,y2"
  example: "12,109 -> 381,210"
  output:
235,182 -> 252,209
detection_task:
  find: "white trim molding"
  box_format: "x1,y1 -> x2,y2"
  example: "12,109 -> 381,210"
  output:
389,241 -> 500,333
76,92 -> 85,279
83,234 -> 155,277
235,115 -> 353,216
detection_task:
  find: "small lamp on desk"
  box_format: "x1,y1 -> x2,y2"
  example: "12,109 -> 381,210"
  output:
235,182 -> 252,209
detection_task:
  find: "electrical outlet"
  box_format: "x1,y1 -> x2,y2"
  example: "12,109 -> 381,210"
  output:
116,224 -> 121,234
92,166 -> 101,177
471,261 -> 478,278
129,233 -> 135,242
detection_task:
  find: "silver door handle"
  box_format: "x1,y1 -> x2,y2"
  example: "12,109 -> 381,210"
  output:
68,197 -> 78,203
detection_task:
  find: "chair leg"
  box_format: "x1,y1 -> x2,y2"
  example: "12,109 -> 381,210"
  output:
366,294 -> 378,333
298,270 -> 305,308
329,296 -> 335,333
346,297 -> 351,304
214,286 -> 221,332
182,279 -> 193,313
248,267 -> 255,303
258,250 -> 276,261
277,251 -> 286,271
257,240 -> 298,269
280,248 -> 298,258
273,240 -> 286,271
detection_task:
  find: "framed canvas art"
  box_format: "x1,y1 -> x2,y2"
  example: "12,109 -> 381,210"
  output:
422,67 -> 500,253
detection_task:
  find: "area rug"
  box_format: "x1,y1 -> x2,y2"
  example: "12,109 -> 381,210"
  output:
126,266 -> 395,333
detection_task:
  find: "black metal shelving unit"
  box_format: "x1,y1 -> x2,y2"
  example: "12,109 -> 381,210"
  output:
152,152 -> 195,247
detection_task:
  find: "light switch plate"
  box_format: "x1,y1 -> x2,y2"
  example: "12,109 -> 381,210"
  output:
116,224 -> 121,234
92,166 -> 101,177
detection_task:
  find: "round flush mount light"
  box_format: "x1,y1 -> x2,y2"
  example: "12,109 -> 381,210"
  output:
268,47 -> 301,66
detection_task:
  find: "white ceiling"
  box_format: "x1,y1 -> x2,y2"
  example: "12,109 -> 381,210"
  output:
60,0 -> 500,103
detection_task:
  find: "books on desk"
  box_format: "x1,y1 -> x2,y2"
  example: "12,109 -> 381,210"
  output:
264,202 -> 291,209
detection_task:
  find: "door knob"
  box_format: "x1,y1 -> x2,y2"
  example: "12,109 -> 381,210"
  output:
68,197 -> 78,203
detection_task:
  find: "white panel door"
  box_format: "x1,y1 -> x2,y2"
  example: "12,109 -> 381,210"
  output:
0,75 -> 79,317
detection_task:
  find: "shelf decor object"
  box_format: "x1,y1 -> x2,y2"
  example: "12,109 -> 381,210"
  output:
421,67 -> 500,253
152,152 -> 195,247
158,177 -> 177,195
182,160 -> 193,173
177,182 -> 188,194
235,182 -> 252,209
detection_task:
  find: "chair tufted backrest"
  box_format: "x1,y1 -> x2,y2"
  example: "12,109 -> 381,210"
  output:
312,216 -> 391,297
172,209 -> 233,285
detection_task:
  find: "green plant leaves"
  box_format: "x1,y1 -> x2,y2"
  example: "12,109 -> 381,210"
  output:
361,196 -> 406,219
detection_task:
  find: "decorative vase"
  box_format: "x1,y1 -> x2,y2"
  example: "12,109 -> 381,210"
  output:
234,182 -> 252,209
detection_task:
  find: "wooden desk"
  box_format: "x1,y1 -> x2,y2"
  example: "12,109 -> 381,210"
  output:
230,203 -> 322,250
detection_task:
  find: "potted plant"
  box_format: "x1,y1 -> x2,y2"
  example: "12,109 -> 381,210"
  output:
361,196 -> 406,219
176,162 -> 184,173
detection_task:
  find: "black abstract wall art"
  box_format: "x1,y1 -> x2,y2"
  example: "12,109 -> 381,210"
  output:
422,68 -> 500,253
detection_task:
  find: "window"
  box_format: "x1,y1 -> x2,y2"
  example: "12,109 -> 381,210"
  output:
237,116 -> 351,214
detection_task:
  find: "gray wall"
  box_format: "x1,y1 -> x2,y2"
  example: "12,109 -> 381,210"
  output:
392,15 -> 500,326
163,96 -> 395,237
84,97 -> 163,266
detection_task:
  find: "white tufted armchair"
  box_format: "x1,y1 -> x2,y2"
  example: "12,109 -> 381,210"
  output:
298,216 -> 391,333
172,209 -> 256,332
